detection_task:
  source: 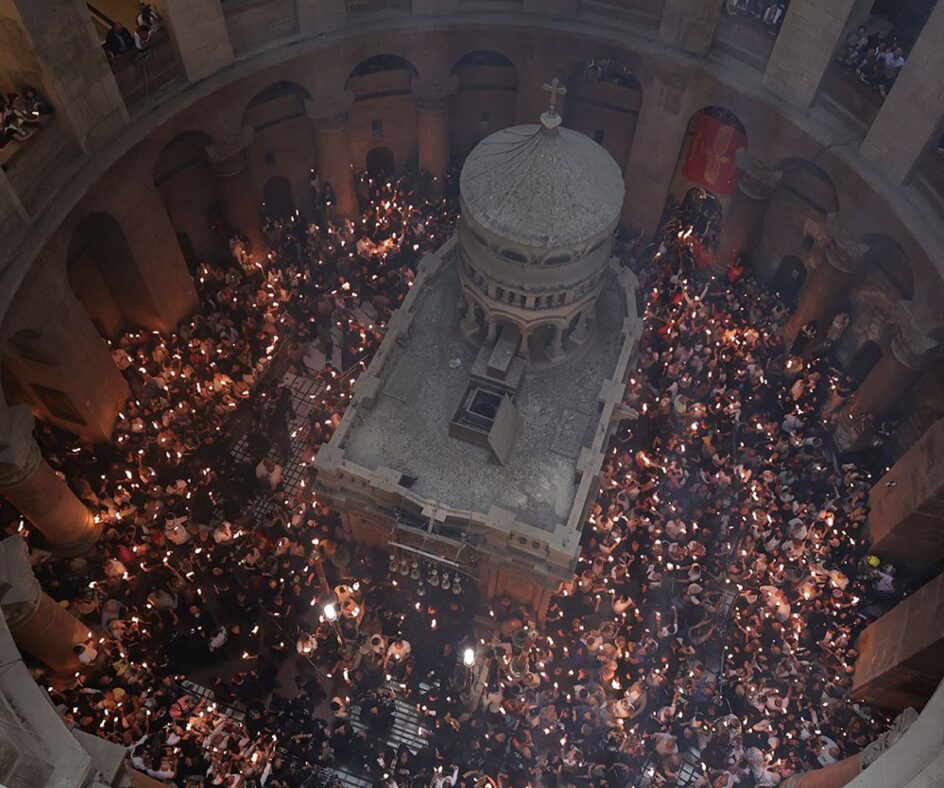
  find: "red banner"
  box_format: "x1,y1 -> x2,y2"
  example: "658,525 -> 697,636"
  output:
681,113 -> 747,197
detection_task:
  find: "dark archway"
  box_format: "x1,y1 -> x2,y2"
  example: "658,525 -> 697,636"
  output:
366,146 -> 395,177
862,233 -> 914,300
566,57 -> 642,169
679,187 -> 724,250
771,255 -> 807,303
67,213 -> 160,338
262,176 -> 296,220
847,340 -> 883,384
451,51 -> 518,156
347,54 -> 418,85
154,131 -> 221,262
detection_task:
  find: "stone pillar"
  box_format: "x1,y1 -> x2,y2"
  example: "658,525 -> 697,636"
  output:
460,296 -> 479,337
762,0 -> 860,109
851,569 -> 944,710
782,219 -> 864,341
860,2 -> 944,185
621,77 -> 701,236
867,418 -> 944,564
715,150 -> 782,271
659,0 -> 724,56
548,325 -> 566,363
0,405 -> 100,556
0,535 -> 94,678
307,94 -> 359,220
156,0 -> 234,83
413,76 -> 459,193
11,0 -> 128,150
834,328 -> 932,451
207,127 -> 264,255
297,0 -> 347,35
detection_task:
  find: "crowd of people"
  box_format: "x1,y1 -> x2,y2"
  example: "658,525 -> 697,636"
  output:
4,163 -> 908,786
723,0 -> 790,34
837,23 -> 907,98
102,2 -> 164,58
0,84 -> 52,150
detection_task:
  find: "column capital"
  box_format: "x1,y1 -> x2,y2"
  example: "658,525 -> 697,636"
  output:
412,75 -> 460,111
206,126 -> 255,177
733,149 -> 782,201
0,405 -> 42,489
0,535 -> 41,630
305,93 -> 356,132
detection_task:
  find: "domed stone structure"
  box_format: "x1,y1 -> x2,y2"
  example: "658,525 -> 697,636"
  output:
458,102 -> 625,362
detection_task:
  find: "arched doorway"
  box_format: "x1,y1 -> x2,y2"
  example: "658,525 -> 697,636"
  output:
366,146 -> 395,177
847,340 -> 883,384
262,176 -> 296,220
346,54 -> 419,172
771,255 -> 807,303
451,50 -> 518,156
566,57 -> 642,169
154,131 -> 221,262
679,187 -> 724,250
67,213 -> 160,338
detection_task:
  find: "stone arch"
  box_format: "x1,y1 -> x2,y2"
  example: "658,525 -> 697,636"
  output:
153,131 -> 222,263
565,57 -> 642,170
861,233 -> 914,301
262,176 -> 296,220
756,159 -> 840,283
66,212 -> 161,338
451,51 -> 519,156
346,55 -> 419,172
674,106 -> 748,202
847,339 -> 883,384
243,81 -> 316,218
770,255 -> 807,304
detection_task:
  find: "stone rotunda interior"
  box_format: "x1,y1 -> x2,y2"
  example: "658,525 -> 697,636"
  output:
1,1 -> 944,787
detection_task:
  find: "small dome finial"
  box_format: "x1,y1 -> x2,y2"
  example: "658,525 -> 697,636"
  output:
541,78 -> 567,129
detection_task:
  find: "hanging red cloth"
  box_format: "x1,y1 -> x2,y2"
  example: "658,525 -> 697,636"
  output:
682,113 -> 747,197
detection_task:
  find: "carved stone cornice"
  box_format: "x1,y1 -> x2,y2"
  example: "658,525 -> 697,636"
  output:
205,126 -> 255,177
734,149 -> 782,201
0,535 -> 41,630
0,405 -> 42,490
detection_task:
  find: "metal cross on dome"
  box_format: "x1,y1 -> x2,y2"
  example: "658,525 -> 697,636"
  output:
542,78 -> 567,115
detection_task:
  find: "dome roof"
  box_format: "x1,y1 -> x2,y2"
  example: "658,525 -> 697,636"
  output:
459,117 -> 625,250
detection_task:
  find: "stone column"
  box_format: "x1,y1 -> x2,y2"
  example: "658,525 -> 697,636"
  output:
762,0 -> 861,109
867,418 -> 944,564
0,405 -> 100,556
548,325 -> 566,363
297,0 -> 347,35
850,569 -> 944,710
413,76 -> 459,193
207,127 -> 264,255
621,77 -> 701,236
860,2 -> 944,185
715,150 -> 782,271
782,219 -> 864,341
659,0 -> 725,56
156,0 -> 234,83
834,327 -> 933,451
0,535 -> 94,678
307,94 -> 359,220
11,0 -> 128,150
